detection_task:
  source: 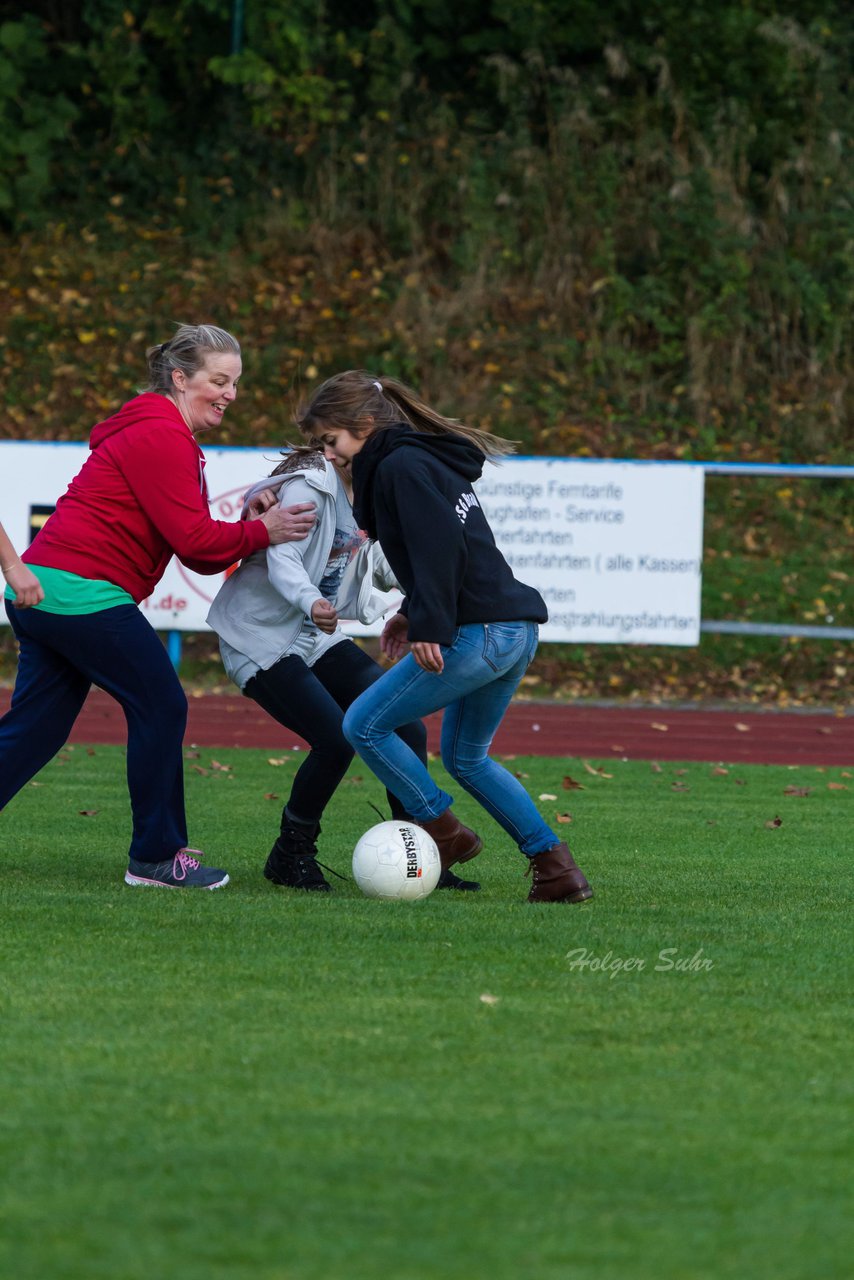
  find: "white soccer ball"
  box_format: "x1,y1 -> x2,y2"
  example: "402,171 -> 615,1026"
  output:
352,820 -> 441,901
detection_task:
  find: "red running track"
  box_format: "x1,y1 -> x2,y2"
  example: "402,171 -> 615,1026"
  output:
3,687 -> 851,766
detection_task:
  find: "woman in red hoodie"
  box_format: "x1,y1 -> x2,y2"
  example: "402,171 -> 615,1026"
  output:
0,324 -> 314,889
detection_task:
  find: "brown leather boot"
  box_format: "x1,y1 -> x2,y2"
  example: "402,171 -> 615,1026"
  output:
420,808 -> 483,871
527,842 -> 593,903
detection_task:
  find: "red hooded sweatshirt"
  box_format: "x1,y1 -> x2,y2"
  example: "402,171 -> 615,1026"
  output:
24,394 -> 269,602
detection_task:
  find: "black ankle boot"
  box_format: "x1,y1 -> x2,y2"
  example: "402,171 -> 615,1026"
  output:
264,821 -> 330,892
436,867 -> 481,892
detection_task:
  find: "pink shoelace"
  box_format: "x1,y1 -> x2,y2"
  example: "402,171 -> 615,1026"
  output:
172,849 -> 202,880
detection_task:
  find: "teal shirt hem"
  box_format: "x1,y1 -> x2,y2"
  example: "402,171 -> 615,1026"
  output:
4,565 -> 135,615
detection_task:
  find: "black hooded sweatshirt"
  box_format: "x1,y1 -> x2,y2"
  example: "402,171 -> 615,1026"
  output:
352,424 -> 547,645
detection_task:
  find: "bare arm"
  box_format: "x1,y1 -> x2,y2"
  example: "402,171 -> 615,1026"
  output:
0,522 -> 44,609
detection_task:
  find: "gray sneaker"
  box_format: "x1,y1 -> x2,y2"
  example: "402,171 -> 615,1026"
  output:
124,848 -> 229,889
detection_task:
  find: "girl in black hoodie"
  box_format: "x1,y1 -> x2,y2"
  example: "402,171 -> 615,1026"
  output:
298,370 -> 592,904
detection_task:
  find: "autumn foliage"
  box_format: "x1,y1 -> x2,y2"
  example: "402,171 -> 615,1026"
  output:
0,3 -> 850,704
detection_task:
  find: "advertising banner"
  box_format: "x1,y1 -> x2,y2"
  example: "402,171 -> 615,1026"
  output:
0,443 -> 704,645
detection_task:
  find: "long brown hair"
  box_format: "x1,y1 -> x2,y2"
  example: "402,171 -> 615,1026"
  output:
295,369 -> 515,458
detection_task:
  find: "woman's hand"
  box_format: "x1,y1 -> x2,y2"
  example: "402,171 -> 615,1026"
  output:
311,598 -> 338,634
5,563 -> 45,609
411,641 -> 444,673
380,611 -> 410,661
259,502 -> 317,544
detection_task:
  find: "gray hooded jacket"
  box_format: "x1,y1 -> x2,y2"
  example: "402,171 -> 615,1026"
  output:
206,457 -> 398,680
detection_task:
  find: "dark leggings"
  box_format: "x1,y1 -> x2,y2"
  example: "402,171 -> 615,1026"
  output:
244,639 -> 428,825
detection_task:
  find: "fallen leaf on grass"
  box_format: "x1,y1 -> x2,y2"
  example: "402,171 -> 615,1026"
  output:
827,782 -> 849,791
78,810 -> 99,817
264,793 -> 279,800
841,771 -> 852,779
582,760 -> 613,778
211,760 -> 232,772
706,820 -> 718,827
479,993 -> 500,1006
674,768 -> 688,776
562,775 -> 585,790
650,762 -> 663,773
783,786 -> 811,797
267,757 -> 287,766
185,750 -> 200,759
555,812 -> 573,824
514,770 -> 530,779
733,778 -> 747,786
86,748 -> 96,757
671,782 -> 690,792
539,793 -> 558,801
765,816 -> 783,829
191,765 -> 209,776
711,767 -> 729,776
344,776 -> 364,785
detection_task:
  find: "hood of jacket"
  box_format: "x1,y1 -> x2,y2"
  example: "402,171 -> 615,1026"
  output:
89,393 -> 185,450
352,423 -> 484,535
241,455 -> 339,516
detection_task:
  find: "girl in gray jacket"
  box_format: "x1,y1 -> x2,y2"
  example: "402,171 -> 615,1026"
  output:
207,447 -> 477,892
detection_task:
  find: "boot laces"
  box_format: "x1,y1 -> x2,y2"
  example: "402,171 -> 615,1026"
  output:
316,859 -> 349,883
285,839 -> 349,883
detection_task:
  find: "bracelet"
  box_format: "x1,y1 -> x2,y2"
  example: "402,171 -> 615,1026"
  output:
1,559 -> 21,573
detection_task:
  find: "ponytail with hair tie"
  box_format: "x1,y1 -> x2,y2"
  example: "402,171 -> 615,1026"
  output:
295,367 -> 515,459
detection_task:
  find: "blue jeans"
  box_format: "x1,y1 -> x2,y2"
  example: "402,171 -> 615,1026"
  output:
342,621 -> 558,857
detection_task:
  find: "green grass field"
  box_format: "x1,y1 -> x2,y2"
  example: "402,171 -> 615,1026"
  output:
1,746 -> 852,1280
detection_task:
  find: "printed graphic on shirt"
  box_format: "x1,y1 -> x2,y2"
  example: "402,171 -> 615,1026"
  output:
318,525 -> 367,603
317,483 -> 368,608
455,490 -> 480,523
